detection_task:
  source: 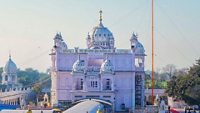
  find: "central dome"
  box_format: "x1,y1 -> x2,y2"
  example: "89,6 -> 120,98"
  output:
92,23 -> 113,41
87,11 -> 115,49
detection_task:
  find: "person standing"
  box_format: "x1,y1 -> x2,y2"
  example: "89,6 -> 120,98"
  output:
168,106 -> 171,113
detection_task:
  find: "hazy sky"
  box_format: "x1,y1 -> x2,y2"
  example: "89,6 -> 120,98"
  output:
0,0 -> 199,72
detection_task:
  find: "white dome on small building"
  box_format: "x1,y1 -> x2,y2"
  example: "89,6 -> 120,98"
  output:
2,55 -> 18,87
100,59 -> 114,74
72,58 -> 85,73
4,56 -> 17,74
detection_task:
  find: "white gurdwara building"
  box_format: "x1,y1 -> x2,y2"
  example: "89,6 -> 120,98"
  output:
50,11 -> 145,111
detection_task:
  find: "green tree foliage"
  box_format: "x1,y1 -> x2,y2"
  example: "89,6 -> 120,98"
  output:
0,67 -> 6,90
0,67 -> 3,83
32,84 -> 42,98
17,68 -> 50,104
0,67 -> 50,87
17,68 -> 51,90
166,59 -> 200,105
145,71 -> 168,89
162,64 -> 177,79
17,68 -> 40,86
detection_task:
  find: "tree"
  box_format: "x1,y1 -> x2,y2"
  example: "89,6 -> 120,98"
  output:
162,64 -> 177,79
17,68 -> 40,86
166,59 -> 200,105
0,67 -> 3,83
159,73 -> 169,81
145,70 -> 168,89
31,83 -> 42,105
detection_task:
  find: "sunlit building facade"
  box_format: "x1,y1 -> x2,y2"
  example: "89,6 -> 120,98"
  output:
50,11 -> 146,111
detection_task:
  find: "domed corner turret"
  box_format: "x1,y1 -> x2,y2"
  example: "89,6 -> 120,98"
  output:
130,32 -> 145,55
54,32 -> 63,41
87,10 -> 115,49
135,42 -> 145,55
4,55 -> 17,74
72,56 -> 86,73
100,59 -> 114,75
53,32 -> 68,51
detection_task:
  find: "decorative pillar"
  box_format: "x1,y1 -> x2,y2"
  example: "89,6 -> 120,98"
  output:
72,78 -> 76,91
111,77 -> 114,91
101,77 -> 103,91
83,77 -> 87,91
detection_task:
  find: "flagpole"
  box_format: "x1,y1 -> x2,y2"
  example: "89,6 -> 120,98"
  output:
151,0 -> 155,105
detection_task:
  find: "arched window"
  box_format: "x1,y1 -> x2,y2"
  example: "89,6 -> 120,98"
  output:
121,103 -> 125,110
90,81 -> 98,88
80,79 -> 83,90
5,75 -> 8,81
106,79 -> 111,90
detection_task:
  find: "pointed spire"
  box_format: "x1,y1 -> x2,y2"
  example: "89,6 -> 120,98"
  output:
131,32 -> 138,41
9,51 -> 11,60
99,10 -> 103,23
54,32 -> 63,41
98,10 -> 104,27
58,32 -> 61,35
133,32 -> 138,38
87,32 -> 91,39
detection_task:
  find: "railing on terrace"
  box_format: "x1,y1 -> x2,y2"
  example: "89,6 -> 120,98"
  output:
62,49 -> 132,54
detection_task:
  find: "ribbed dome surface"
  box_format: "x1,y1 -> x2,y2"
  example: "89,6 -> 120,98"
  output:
135,42 -> 145,54
87,11 -> 115,49
130,32 -> 145,54
72,59 -> 85,73
100,59 -> 114,74
4,57 -> 17,74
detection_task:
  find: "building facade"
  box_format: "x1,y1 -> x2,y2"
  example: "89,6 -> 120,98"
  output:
50,11 -> 146,111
